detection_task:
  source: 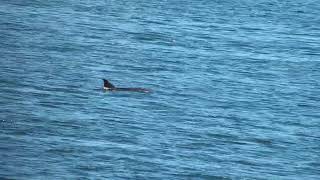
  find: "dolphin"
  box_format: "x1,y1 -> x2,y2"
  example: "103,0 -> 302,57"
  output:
103,79 -> 151,93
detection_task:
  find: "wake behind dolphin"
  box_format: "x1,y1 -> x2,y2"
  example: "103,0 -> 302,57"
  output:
102,79 -> 151,93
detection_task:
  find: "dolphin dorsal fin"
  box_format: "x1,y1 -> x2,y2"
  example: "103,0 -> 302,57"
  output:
103,79 -> 115,88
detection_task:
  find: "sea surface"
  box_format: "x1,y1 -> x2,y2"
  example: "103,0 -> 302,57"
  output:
1,0 -> 319,179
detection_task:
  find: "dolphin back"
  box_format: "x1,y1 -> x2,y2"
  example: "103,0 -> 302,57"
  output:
114,88 -> 151,93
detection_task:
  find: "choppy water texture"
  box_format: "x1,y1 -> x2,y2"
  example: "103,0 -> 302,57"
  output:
1,0 -> 320,179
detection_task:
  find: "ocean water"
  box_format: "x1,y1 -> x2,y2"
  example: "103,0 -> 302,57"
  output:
1,0 -> 319,179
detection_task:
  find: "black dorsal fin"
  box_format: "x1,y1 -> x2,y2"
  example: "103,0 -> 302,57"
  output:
103,79 -> 115,88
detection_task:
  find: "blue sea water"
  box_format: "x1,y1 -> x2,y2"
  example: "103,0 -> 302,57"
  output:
0,0 -> 319,179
